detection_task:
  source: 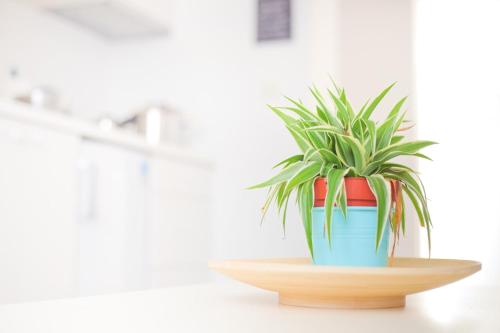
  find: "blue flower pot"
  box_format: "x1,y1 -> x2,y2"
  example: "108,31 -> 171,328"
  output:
311,206 -> 389,267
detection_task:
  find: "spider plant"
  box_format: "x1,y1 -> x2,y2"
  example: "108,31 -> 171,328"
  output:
249,82 -> 436,258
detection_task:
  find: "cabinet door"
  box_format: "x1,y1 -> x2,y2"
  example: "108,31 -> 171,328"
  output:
0,118 -> 79,303
78,140 -> 149,296
148,157 -> 212,287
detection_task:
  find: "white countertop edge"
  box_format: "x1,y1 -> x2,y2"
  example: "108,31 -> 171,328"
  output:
0,99 -> 212,169
0,281 -> 499,333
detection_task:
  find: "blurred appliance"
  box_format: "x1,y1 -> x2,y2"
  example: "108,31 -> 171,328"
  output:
16,86 -> 61,110
137,104 -> 185,144
4,67 -> 62,111
39,1 -> 169,40
77,139 -> 150,295
119,104 -> 186,145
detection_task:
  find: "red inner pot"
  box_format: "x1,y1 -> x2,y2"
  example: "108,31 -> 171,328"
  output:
314,177 -> 377,207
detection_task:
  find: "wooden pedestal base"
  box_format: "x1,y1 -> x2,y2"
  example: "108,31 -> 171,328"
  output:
279,294 -> 406,309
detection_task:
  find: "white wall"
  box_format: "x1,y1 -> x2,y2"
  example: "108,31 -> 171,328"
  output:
0,0 -> 418,263
0,0 -> 342,265
336,0 -> 415,109
103,0 -> 342,260
417,0 -> 500,285
0,0 -> 109,118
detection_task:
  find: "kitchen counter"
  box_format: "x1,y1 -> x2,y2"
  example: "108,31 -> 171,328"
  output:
0,99 -> 211,168
0,281 -> 498,333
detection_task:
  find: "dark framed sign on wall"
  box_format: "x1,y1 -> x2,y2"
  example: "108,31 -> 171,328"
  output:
257,0 -> 291,42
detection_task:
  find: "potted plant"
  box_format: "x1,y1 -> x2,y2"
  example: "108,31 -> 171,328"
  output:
249,82 -> 436,267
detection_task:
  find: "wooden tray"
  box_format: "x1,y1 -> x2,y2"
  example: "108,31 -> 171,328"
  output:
209,257 -> 481,309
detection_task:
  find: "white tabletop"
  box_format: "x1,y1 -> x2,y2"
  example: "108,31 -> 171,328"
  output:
0,281 -> 498,333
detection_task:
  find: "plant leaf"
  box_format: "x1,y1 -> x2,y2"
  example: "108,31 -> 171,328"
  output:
284,161 -> 323,194
281,106 -> 320,122
402,185 -> 431,256
280,192 -> 291,236
306,125 -> 343,135
298,179 -> 315,258
339,89 -> 356,118
310,86 -> 336,125
391,135 -> 405,145
360,82 -> 396,120
339,135 -> 366,173
328,89 -> 350,128
415,152 -> 433,161
285,124 -> 313,152
273,154 -> 303,169
401,194 -> 406,236
269,105 -> 312,152
363,119 -> 377,156
338,183 -> 348,219
316,148 -> 343,166
388,96 -> 407,118
402,185 -> 425,227
248,162 -> 304,189
367,175 -> 391,250
283,97 -> 319,121
370,140 -> 437,165
259,185 -> 279,225
325,168 -> 349,245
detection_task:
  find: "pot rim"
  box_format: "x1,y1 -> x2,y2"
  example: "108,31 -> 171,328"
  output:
315,176 -> 400,182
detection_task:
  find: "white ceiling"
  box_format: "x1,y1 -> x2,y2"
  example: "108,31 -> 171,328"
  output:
18,0 -> 171,40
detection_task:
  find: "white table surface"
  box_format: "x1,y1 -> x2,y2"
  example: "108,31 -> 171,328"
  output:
0,281 -> 498,333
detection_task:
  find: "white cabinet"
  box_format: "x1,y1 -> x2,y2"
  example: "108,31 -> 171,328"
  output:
0,118 -> 80,303
77,140 -> 149,296
77,142 -> 213,293
148,157 -> 212,286
0,108 -> 212,302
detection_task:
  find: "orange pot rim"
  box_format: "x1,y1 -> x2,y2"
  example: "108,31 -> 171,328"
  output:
314,176 -> 381,207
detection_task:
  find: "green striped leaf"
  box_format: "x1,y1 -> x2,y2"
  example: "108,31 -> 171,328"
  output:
367,175 -> 391,250
310,87 -> 334,123
338,135 -> 366,173
401,197 -> 406,236
316,148 -> 343,166
325,168 -> 349,245
415,152 -> 433,161
298,179 -> 315,258
283,97 -> 318,121
306,125 -> 343,135
248,162 -> 304,189
402,184 -> 431,256
376,112 -> 405,150
259,185 -> 279,225
281,106 -> 320,122
402,185 -> 425,227
328,89 -> 350,128
284,161 -> 323,194
339,89 -> 355,118
338,183 -> 348,219
280,192 -> 291,236
371,140 -> 437,165
285,124 -> 312,152
360,82 -> 396,120
273,154 -> 303,169
388,96 -> 407,118
390,135 -> 405,145
379,162 -> 417,174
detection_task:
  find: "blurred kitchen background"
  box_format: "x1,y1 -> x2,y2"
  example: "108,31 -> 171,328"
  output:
0,0 -> 499,304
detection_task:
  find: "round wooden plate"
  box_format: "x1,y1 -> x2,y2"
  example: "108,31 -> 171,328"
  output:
209,257 -> 481,309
